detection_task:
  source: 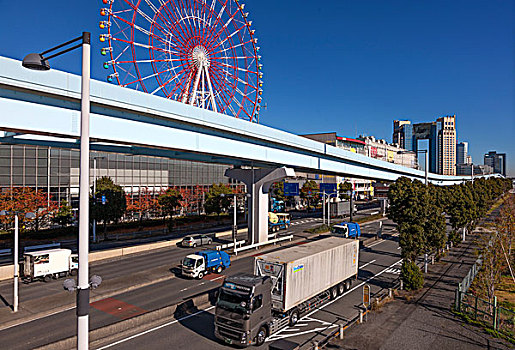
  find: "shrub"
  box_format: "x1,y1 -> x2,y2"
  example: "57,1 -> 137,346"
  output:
401,260 -> 424,291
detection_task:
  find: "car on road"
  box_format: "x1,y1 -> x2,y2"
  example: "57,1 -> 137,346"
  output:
181,235 -> 213,247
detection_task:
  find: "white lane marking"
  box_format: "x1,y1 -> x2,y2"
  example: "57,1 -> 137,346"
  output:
210,276 -> 225,282
397,246 -> 401,250
179,287 -> 188,292
268,325 -> 339,341
96,306 -> 216,349
366,240 -> 384,248
359,259 -> 377,269
268,258 -> 403,341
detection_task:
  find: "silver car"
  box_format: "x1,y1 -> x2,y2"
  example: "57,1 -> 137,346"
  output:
181,234 -> 213,247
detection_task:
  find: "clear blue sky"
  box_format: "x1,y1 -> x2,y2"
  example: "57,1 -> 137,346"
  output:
1,0 -> 513,175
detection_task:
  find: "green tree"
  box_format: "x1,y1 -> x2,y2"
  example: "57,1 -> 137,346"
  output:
90,176 -> 127,240
446,184 -> 477,244
400,260 -> 424,290
204,183 -> 233,215
300,180 -> 320,209
158,187 -> 183,220
270,182 -> 285,202
338,181 -> 352,200
388,177 -> 446,276
53,200 -> 73,227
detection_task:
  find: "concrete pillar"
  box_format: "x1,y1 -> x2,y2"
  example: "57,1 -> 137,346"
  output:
225,167 -> 295,245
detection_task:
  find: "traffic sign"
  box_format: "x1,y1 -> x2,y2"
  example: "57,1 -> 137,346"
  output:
101,195 -> 106,205
320,183 -> 337,195
284,183 -> 299,196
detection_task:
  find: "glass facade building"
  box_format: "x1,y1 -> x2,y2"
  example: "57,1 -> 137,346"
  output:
0,144 -> 232,207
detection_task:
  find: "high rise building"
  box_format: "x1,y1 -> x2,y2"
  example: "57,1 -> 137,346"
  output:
456,142 -> 468,165
437,115 -> 456,176
484,151 -> 507,176
393,120 -> 411,147
392,114 -> 457,175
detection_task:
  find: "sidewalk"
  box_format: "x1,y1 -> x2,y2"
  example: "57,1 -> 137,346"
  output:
329,229 -> 512,349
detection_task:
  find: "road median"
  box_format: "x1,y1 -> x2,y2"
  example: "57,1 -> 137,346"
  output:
36,286 -> 218,350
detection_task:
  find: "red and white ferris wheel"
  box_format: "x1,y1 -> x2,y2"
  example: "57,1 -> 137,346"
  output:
99,0 -> 263,122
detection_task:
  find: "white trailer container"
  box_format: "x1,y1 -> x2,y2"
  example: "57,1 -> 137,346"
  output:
23,248 -> 78,282
254,237 -> 358,312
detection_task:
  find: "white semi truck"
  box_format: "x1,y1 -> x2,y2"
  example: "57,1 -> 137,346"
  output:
214,237 -> 359,346
23,248 -> 78,282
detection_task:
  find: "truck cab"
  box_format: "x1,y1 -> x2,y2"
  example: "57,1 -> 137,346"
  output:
332,221 -> 361,238
181,250 -> 230,279
214,273 -> 272,347
268,212 -> 291,233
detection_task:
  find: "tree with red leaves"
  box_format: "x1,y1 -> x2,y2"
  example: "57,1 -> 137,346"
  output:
0,187 -> 57,232
126,187 -> 158,228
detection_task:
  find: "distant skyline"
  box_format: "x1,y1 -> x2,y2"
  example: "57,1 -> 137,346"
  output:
0,0 -> 513,175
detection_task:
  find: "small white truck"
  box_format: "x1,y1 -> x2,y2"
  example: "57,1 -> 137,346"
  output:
23,248 -> 78,282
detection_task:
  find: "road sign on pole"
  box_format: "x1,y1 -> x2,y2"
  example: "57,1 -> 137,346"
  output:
363,284 -> 371,308
101,195 -> 106,205
284,183 -> 299,196
320,183 -> 337,195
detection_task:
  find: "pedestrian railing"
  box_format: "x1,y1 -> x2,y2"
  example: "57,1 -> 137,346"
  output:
455,290 -> 514,335
233,235 -> 293,255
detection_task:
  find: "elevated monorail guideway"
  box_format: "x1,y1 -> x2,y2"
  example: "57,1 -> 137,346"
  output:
0,56 -> 491,243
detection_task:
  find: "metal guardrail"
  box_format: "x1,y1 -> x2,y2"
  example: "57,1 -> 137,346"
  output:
0,248 -> 12,256
24,242 -> 60,252
215,240 -> 246,251
233,235 -> 293,255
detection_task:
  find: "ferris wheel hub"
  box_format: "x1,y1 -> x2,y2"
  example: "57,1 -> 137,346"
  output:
191,46 -> 210,68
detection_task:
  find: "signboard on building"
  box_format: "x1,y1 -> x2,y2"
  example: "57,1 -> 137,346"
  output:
284,183 -> 299,196
370,146 -> 377,158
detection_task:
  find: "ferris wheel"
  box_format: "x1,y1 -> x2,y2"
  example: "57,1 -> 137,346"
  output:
99,0 -> 263,122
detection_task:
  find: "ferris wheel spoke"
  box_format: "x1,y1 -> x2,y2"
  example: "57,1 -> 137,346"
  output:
210,68 -> 238,111
217,62 -> 256,75
213,38 -> 254,55
209,23 -> 247,51
151,65 -> 189,95
122,65 -> 176,87
205,2 -> 242,44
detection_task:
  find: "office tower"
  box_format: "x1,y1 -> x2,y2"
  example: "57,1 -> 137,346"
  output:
484,151 -> 507,176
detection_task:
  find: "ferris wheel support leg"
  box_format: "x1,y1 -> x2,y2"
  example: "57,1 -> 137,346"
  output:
205,66 -> 218,113
189,65 -> 203,105
181,71 -> 194,104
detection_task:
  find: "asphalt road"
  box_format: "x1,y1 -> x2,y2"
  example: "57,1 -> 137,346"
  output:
0,213 -> 385,349
94,223 -> 401,350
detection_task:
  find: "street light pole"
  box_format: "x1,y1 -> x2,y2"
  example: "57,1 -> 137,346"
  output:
92,156 -> 105,244
233,194 -> 237,251
77,32 -> 91,350
0,210 -> 35,313
23,32 -> 91,349
93,157 -> 97,244
13,214 -> 18,312
322,191 -> 326,225
424,150 -> 428,186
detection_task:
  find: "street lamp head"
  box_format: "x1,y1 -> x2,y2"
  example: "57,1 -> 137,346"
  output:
22,53 -> 50,71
